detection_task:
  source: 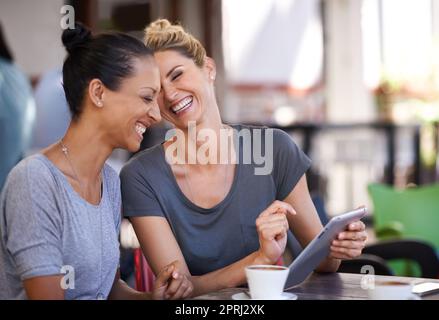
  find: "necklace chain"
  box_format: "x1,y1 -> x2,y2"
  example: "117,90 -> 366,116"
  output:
60,139 -> 102,201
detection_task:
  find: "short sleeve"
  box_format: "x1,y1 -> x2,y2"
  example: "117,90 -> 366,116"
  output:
120,159 -> 165,218
271,129 -> 312,200
3,160 -> 63,280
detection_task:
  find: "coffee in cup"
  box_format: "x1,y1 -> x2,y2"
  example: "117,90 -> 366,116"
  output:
245,265 -> 289,299
367,280 -> 413,300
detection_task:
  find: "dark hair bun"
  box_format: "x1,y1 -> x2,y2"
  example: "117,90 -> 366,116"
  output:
62,22 -> 91,54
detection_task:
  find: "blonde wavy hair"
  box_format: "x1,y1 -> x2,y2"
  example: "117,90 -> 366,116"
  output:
144,19 -> 206,67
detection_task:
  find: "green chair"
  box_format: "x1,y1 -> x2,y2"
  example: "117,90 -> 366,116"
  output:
368,183 -> 439,276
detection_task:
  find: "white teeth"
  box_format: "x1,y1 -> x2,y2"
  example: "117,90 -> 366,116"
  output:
135,123 -> 146,135
171,97 -> 193,113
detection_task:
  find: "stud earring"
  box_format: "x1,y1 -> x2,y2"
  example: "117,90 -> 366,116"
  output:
97,101 -> 103,107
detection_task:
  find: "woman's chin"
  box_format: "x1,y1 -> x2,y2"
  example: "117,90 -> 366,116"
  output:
175,114 -> 204,129
126,140 -> 142,153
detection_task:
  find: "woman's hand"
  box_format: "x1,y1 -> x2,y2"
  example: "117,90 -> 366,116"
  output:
330,221 -> 368,260
255,200 -> 296,264
151,260 -> 193,300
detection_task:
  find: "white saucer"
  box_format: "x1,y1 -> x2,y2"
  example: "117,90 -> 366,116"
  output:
232,292 -> 298,300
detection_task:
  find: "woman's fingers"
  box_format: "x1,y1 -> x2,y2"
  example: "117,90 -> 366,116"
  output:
337,230 -> 368,241
259,200 -> 296,218
330,246 -> 362,259
332,239 -> 365,250
347,220 -> 366,231
256,214 -> 288,230
332,221 -> 367,260
166,273 -> 193,300
258,221 -> 288,232
154,262 -> 175,289
182,282 -> 194,299
260,225 -> 288,241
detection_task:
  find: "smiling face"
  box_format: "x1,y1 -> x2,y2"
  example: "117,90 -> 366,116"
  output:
100,56 -> 161,152
154,50 -> 216,129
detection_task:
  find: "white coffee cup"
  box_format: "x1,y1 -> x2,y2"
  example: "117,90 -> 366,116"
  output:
367,280 -> 414,300
245,265 -> 289,300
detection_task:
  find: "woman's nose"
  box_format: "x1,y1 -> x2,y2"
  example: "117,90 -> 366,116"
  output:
162,85 -> 179,102
148,101 -> 162,123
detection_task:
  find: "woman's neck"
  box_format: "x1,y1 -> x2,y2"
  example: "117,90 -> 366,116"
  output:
58,119 -> 113,181
171,118 -> 235,168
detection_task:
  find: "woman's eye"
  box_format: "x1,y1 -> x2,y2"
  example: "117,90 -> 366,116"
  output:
171,71 -> 182,81
143,96 -> 154,103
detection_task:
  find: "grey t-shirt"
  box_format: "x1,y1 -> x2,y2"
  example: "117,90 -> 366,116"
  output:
0,154 -> 121,299
120,125 -> 311,276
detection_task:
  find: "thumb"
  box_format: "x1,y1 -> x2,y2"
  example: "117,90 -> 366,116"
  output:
155,263 -> 175,288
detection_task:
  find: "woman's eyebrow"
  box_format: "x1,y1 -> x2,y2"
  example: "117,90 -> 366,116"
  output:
166,65 -> 183,78
140,87 -> 158,94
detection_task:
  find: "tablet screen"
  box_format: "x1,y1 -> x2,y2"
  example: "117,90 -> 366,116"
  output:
284,207 -> 367,290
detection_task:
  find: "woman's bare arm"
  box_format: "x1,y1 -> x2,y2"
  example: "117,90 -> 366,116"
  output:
130,201 -> 293,297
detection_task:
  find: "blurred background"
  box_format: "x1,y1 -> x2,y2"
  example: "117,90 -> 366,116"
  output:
1,0 -> 439,283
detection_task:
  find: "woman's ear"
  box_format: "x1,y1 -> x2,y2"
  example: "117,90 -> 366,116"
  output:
204,57 -> 216,82
88,79 -> 105,108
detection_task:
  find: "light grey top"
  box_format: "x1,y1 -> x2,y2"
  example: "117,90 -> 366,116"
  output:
0,154 -> 121,300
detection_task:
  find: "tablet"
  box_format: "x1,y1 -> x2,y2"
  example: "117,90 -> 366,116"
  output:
284,207 -> 367,290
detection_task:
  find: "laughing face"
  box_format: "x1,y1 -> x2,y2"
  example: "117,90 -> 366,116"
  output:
101,56 -> 161,152
154,50 -> 216,129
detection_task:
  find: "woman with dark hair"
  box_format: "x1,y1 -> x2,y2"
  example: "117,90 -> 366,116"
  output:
0,23 -> 192,300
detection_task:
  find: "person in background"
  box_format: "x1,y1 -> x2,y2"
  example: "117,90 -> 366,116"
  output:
31,68 -> 70,151
120,19 -> 368,298
0,22 -> 36,191
0,23 -> 192,300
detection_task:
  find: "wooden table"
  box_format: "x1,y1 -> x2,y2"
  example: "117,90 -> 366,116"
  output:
194,272 -> 439,300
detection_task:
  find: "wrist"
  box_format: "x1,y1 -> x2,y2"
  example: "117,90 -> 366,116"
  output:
254,250 -> 276,265
316,257 -> 340,273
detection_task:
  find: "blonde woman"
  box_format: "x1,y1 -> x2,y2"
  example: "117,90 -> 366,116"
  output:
120,19 -> 367,297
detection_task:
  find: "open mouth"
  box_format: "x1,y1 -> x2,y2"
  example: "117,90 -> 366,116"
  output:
170,96 -> 193,114
135,122 -> 147,140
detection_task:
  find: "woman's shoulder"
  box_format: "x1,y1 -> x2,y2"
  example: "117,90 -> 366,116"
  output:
231,123 -> 287,137
7,154 -> 54,183
103,162 -> 120,182
120,143 -> 165,176
232,124 -> 295,149
2,154 -> 59,197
